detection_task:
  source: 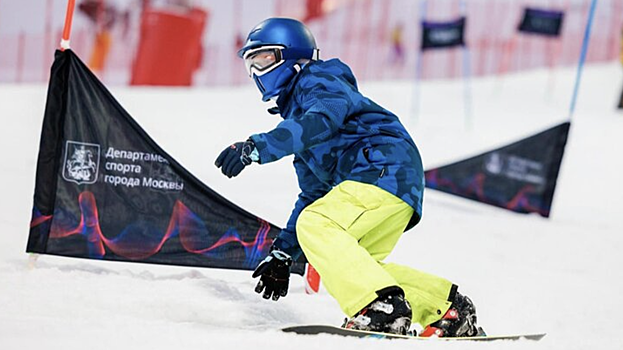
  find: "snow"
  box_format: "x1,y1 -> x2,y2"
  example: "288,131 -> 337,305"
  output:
1,61 -> 623,350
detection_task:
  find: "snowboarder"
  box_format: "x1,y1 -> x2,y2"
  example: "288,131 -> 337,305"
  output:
215,17 -> 484,337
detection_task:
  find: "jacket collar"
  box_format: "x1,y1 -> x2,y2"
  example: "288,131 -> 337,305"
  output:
275,60 -> 318,118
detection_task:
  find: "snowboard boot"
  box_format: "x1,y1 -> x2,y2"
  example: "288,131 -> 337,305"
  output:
420,292 -> 485,338
342,287 -> 412,335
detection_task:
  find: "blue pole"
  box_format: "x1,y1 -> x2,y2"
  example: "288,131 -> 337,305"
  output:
568,0 -> 598,120
411,0 -> 428,125
460,0 -> 472,129
462,45 -> 473,129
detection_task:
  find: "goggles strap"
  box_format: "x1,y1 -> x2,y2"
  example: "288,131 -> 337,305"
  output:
281,48 -> 318,61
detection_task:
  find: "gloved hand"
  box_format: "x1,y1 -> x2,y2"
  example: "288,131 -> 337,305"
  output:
214,139 -> 258,178
252,249 -> 292,301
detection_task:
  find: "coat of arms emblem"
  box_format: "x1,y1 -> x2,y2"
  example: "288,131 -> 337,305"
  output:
63,141 -> 100,185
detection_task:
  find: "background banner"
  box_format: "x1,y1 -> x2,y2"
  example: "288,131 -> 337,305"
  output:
27,49 -> 305,275
518,8 -> 565,37
421,17 -> 466,51
424,122 -> 570,217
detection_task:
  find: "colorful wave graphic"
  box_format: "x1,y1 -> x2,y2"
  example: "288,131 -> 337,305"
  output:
30,191 -> 272,267
425,169 -> 549,216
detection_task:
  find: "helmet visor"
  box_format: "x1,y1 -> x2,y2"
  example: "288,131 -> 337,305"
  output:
243,46 -> 284,77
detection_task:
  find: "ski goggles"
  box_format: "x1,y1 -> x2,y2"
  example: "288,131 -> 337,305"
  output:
243,45 -> 285,77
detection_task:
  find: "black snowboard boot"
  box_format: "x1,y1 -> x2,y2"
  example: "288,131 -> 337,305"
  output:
342,288 -> 412,335
420,292 -> 485,337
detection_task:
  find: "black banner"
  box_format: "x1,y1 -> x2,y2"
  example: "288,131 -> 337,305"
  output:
424,123 -> 570,217
518,8 -> 565,37
421,17 -> 466,51
28,50 -> 304,274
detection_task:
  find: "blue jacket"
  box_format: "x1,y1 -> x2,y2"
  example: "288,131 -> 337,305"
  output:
249,59 -> 424,259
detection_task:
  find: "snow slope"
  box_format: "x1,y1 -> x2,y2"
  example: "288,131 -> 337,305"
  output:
1,62 -> 622,350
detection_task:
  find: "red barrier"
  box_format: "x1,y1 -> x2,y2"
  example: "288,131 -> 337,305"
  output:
131,8 -> 208,86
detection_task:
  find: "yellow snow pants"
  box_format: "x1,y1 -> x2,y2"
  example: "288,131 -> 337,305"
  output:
297,180 -> 455,327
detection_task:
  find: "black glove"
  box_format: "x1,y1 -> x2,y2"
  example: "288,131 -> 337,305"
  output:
214,139 -> 257,178
252,249 -> 292,301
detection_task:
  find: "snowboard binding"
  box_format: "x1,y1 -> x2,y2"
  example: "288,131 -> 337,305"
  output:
420,292 -> 486,337
342,288 -> 412,335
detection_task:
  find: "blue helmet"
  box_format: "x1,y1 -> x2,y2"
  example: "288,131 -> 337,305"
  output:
238,18 -> 319,101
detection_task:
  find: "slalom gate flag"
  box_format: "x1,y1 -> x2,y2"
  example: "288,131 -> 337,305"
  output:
518,8 -> 565,37
421,17 -> 466,51
27,49 -> 305,275
424,122 -> 570,217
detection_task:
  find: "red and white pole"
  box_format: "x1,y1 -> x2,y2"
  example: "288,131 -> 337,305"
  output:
60,0 -> 76,50
304,264 -> 321,294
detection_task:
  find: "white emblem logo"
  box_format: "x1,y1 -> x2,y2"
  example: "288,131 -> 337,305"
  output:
63,141 -> 100,185
485,152 -> 504,175
484,152 -> 546,185
430,28 -> 461,44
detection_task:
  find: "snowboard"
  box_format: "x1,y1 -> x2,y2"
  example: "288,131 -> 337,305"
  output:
282,325 -> 546,341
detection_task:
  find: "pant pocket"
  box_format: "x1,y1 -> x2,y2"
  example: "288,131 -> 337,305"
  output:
306,196 -> 368,231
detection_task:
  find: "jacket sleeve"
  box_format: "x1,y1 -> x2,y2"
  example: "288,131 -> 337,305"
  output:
249,74 -> 355,164
271,156 -> 331,260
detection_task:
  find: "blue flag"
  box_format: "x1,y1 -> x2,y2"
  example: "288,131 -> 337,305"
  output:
421,17 -> 466,51
518,8 -> 565,37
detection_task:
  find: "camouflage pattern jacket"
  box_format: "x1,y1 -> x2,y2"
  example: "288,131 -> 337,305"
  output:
249,59 -> 424,259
